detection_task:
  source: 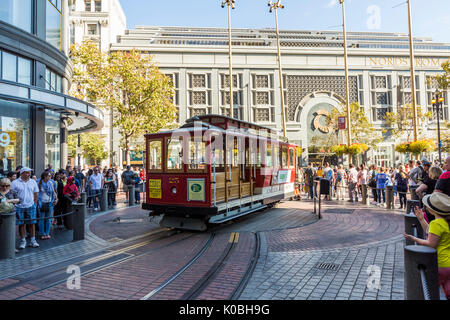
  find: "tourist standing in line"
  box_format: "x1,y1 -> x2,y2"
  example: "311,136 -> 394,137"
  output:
304,163 -> 316,200
89,167 -> 104,211
404,192 -> 450,299
347,164 -> 358,202
37,171 -> 57,240
376,167 -> 388,206
357,164 -> 367,200
10,167 -> 39,249
322,162 -> 333,200
335,165 -> 346,201
395,165 -> 409,210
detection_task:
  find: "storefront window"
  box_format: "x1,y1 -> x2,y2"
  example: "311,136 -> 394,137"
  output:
46,0 -> 62,50
0,0 -> 32,33
0,99 -> 30,176
45,109 -> 60,170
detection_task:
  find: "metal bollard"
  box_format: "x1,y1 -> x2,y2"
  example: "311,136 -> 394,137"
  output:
79,192 -> 87,204
72,203 -> 86,241
361,184 -> 368,205
0,213 -> 16,259
100,188 -> 108,212
406,199 -> 421,215
404,213 -> 424,246
410,186 -> 419,201
128,186 -> 135,206
386,186 -> 394,209
404,245 -> 440,300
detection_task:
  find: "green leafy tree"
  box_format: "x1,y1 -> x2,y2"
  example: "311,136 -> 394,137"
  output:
330,102 -> 382,148
70,41 -> 178,165
67,133 -> 108,165
384,103 -> 431,141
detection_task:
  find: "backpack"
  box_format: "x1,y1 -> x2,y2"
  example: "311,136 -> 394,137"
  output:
336,171 -> 342,183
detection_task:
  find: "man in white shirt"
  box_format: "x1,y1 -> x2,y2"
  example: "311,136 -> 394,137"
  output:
89,167 -> 104,211
11,167 -> 39,249
347,164 -> 358,202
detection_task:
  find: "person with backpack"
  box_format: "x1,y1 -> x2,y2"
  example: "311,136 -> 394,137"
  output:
121,165 -> 135,204
395,165 -> 409,209
376,167 -> 388,206
368,165 -> 378,204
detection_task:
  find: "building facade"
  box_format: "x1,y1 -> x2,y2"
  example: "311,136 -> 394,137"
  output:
68,0 -> 126,167
110,26 -> 450,166
0,0 -> 103,177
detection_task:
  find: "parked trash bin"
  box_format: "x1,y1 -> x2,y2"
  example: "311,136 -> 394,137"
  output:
319,178 -> 330,195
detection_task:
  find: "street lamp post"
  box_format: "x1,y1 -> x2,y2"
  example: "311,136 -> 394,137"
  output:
221,0 -> 236,118
431,93 -> 445,164
339,0 -> 352,164
407,0 -> 418,142
268,0 -> 287,139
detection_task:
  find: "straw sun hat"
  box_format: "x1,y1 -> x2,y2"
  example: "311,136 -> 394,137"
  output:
422,192 -> 450,217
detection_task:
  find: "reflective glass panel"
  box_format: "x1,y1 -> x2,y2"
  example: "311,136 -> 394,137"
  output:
166,137 -> 183,170
45,109 -> 60,170
17,57 -> 31,85
148,140 -> 162,170
46,0 -> 61,50
0,99 -> 30,177
0,0 -> 32,33
2,52 -> 17,82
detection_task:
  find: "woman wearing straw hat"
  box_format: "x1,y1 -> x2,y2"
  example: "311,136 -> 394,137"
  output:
403,192 -> 450,298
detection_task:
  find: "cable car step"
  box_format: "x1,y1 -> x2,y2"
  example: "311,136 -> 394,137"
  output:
159,216 -> 208,231
208,204 -> 267,224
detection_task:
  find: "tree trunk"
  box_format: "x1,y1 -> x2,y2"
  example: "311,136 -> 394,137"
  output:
125,137 -> 131,166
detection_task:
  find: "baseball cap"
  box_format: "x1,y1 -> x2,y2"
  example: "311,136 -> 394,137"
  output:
19,167 -> 33,174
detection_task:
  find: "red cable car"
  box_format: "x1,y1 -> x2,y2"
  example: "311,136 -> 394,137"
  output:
142,115 -> 299,231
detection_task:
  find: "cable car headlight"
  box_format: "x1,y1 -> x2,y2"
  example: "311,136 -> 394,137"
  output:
171,186 -> 177,194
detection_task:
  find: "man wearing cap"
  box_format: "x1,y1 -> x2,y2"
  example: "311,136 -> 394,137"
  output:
404,192 -> 450,298
10,167 -> 40,249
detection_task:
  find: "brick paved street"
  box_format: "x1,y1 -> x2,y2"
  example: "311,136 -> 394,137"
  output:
0,197 -> 409,300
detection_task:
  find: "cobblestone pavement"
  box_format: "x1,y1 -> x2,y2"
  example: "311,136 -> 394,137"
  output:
0,196 -> 408,300
239,200 -> 406,300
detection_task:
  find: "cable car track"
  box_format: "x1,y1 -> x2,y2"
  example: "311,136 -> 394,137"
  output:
141,231 -> 261,300
3,229 -> 190,300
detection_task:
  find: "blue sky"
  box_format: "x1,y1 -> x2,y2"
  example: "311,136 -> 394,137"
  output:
118,0 -> 450,43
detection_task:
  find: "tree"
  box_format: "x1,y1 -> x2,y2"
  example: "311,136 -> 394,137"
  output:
330,102 -> 382,148
384,103 -> 431,141
68,133 -> 108,165
70,41 -> 178,165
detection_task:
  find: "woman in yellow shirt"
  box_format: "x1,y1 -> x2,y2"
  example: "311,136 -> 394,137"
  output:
403,192 -> 450,299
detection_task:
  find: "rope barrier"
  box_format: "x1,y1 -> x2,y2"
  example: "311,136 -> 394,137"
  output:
16,211 -> 73,223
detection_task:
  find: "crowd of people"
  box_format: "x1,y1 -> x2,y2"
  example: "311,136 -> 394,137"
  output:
0,164 -> 145,251
296,157 -> 450,299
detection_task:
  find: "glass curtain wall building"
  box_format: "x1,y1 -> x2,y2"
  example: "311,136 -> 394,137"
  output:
0,0 -> 103,177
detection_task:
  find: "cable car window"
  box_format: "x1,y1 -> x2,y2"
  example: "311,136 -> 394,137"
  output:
266,144 -> 272,167
189,139 -> 206,170
167,137 -> 183,171
232,138 -> 238,168
148,140 -> 162,170
289,148 -> 295,168
273,145 -> 278,167
282,147 -> 288,168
